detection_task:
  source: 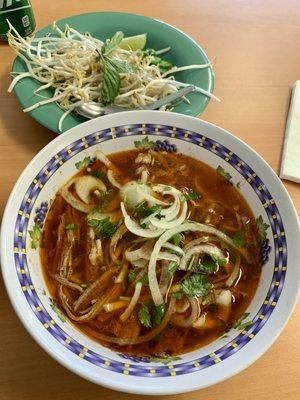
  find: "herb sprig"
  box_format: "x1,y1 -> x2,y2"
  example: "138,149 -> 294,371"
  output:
88,217 -> 118,238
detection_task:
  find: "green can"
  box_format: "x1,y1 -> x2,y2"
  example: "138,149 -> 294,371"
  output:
0,0 -> 36,41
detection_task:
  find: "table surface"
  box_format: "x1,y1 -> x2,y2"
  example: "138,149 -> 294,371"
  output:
0,0 -> 299,399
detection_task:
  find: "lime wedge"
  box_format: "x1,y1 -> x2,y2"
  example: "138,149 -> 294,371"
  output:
119,34 -> 147,51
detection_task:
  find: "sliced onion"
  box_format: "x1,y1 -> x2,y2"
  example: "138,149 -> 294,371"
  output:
216,289 -> 232,322
179,244 -> 227,270
171,297 -> 200,327
73,267 -> 118,312
95,150 -> 112,167
183,237 -> 210,251
120,181 -> 168,209
75,175 -> 106,204
226,254 -> 241,287
104,300 -> 129,313
60,178 -> 93,213
125,240 -> 153,263
60,282 -> 121,322
192,314 -> 206,328
52,274 -> 84,293
107,169 -> 122,189
130,259 -> 148,268
161,242 -> 184,256
121,202 -> 165,238
115,262 -> 128,283
87,227 -> 103,267
175,296 -> 190,313
150,201 -> 187,229
110,224 -> 127,263
157,251 -> 181,263
83,296 -> 176,345
152,184 -> 181,219
159,261 -> 171,296
148,222 -> 249,306
141,169 -> 149,183
120,282 -> 142,322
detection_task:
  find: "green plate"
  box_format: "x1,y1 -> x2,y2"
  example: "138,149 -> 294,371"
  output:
11,12 -> 215,134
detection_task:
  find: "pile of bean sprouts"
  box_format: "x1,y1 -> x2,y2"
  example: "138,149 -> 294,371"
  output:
7,21 -> 219,131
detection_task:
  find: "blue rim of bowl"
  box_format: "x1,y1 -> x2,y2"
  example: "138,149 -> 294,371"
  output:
12,123 -> 287,377
11,12 -> 215,134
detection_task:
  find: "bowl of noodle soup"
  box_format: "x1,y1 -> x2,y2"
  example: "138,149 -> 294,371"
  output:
1,111 -> 299,394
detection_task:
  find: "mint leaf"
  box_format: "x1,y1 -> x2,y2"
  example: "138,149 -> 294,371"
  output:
216,165 -> 233,184
138,305 -> 152,328
101,58 -> 121,105
75,156 -> 92,170
232,229 -> 245,248
101,31 -> 124,55
153,304 -> 165,326
256,215 -> 270,241
181,274 -> 212,297
134,136 -> 155,149
29,223 -> 42,249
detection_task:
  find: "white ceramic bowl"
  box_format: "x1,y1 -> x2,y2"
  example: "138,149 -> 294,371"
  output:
1,111 -> 299,395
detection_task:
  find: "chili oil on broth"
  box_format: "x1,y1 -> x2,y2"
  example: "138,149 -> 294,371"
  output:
40,149 -> 262,357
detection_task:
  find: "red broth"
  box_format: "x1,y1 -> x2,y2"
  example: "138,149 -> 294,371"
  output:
41,149 -> 261,356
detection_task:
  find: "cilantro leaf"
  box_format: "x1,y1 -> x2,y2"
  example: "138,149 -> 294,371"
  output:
101,31 -> 124,55
138,304 -> 152,328
149,355 -> 181,365
233,312 -> 253,330
128,270 -> 137,282
197,259 -> 217,274
140,275 -> 149,286
172,292 -> 183,300
65,223 -> 76,231
153,304 -> 165,326
216,165 -> 233,184
209,253 -> 227,266
184,190 -> 199,201
256,215 -> 270,241
196,253 -> 226,274
171,233 -> 181,246
143,49 -> 173,73
88,217 -> 118,239
168,261 -> 179,276
90,169 -> 110,185
181,274 -> 212,297
232,229 -> 245,248
134,202 -> 162,220
75,156 -> 92,170
134,136 -> 155,149
29,223 -> 42,249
